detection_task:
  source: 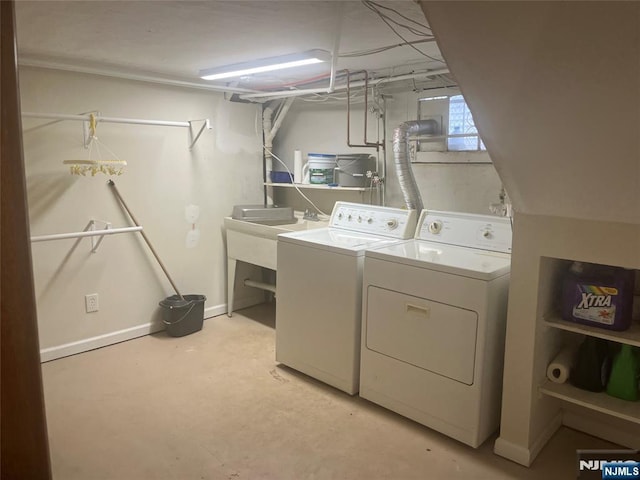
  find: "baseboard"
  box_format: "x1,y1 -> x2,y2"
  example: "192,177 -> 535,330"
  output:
494,412 -> 562,467
40,322 -> 163,363
529,411 -> 563,463
41,295 -> 267,362
494,437 -> 534,467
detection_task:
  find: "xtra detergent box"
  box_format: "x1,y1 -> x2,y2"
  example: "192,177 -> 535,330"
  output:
562,262 -> 635,331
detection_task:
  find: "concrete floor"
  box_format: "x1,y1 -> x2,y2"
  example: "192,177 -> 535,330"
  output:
42,303 -> 616,479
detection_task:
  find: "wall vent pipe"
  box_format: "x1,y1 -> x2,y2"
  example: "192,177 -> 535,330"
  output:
393,119 -> 439,212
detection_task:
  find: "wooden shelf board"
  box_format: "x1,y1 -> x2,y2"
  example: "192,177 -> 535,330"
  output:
264,182 -> 370,192
540,381 -> 640,424
544,314 -> 640,347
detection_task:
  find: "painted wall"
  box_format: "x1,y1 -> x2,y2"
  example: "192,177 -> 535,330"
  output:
272,91 -> 505,216
422,1 -> 640,225
20,68 -> 264,360
421,0 -> 640,465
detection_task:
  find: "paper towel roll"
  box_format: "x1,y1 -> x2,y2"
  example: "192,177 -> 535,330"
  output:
293,150 -> 303,184
546,345 -> 577,384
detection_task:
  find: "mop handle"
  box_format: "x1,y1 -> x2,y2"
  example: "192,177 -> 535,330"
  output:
107,180 -> 185,301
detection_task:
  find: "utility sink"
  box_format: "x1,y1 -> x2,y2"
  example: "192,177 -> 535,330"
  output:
224,212 -> 328,316
224,215 -> 327,240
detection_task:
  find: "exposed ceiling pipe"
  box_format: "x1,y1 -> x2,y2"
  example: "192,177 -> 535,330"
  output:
346,70 -> 383,149
265,97 -> 295,148
263,98 -> 295,202
239,68 -> 450,101
20,55 -> 450,102
262,104 -> 274,204
327,2 -> 344,94
393,119 -> 440,212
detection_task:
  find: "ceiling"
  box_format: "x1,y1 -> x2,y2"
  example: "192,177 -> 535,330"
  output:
14,0 -> 452,100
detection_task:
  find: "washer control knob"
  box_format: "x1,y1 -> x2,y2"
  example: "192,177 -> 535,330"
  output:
482,229 -> 492,239
428,220 -> 443,234
367,218 -> 373,224
347,214 -> 352,221
358,216 -> 362,223
337,213 -> 343,220
386,218 -> 398,230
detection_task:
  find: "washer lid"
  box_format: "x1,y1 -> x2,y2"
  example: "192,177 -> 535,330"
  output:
278,228 -> 402,255
365,240 -> 511,280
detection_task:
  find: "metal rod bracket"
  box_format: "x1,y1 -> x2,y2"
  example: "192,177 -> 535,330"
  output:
90,219 -> 112,253
189,119 -> 212,150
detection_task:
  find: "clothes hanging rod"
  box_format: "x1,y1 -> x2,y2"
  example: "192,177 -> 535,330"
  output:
22,112 -> 191,128
31,226 -> 142,243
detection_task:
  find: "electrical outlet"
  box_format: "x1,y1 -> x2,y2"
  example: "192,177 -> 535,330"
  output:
85,293 -> 99,313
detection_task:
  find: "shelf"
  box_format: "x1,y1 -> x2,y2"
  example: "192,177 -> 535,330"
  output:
540,380 -> 640,425
543,314 -> 640,348
264,182 -> 371,192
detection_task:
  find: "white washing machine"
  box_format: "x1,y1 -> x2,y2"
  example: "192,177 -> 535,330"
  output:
360,210 -> 512,447
276,202 -> 417,395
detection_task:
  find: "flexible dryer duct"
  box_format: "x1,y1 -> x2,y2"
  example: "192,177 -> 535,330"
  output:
393,119 -> 440,212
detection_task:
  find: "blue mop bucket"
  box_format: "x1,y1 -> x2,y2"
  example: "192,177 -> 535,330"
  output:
159,294 -> 206,337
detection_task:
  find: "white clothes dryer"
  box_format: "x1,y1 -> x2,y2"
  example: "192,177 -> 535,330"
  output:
360,210 -> 512,447
276,202 -> 417,395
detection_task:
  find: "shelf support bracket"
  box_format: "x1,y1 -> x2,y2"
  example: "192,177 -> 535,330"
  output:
189,119 -> 211,150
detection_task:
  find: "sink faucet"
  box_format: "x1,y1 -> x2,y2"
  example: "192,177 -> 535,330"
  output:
303,209 -> 319,221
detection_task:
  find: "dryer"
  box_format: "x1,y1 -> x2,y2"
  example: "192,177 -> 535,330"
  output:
276,202 -> 417,395
360,210 -> 512,447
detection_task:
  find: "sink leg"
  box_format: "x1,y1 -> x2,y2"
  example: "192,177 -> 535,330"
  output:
227,256 -> 237,317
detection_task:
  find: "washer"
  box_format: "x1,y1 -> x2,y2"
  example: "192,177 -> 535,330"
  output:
276,202 -> 417,395
360,210 -> 512,447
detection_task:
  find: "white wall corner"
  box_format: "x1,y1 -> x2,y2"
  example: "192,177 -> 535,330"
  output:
494,411 -> 562,467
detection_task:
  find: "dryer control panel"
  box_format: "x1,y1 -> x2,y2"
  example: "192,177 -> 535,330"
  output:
416,210 -> 512,253
330,202 -> 417,239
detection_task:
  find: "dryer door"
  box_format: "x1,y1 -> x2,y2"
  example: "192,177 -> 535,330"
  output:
365,286 -> 478,385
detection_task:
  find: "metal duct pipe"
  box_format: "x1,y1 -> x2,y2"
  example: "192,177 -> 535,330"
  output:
393,119 -> 440,212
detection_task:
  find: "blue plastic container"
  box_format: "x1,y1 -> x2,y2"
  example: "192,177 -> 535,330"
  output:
270,171 -> 293,183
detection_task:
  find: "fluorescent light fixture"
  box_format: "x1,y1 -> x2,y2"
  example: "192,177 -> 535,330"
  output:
199,49 -> 330,81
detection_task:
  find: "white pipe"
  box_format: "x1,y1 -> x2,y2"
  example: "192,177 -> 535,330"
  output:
244,279 -> 277,294
263,106 -> 274,188
327,2 -> 344,93
263,98 -> 294,172
31,226 -> 142,243
22,112 -> 190,128
268,97 -> 295,142
19,56 -> 449,101
240,69 -> 451,100
263,106 -> 274,148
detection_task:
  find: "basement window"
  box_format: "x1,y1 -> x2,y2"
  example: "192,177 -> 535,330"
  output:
418,95 -> 486,152
447,95 -> 486,151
